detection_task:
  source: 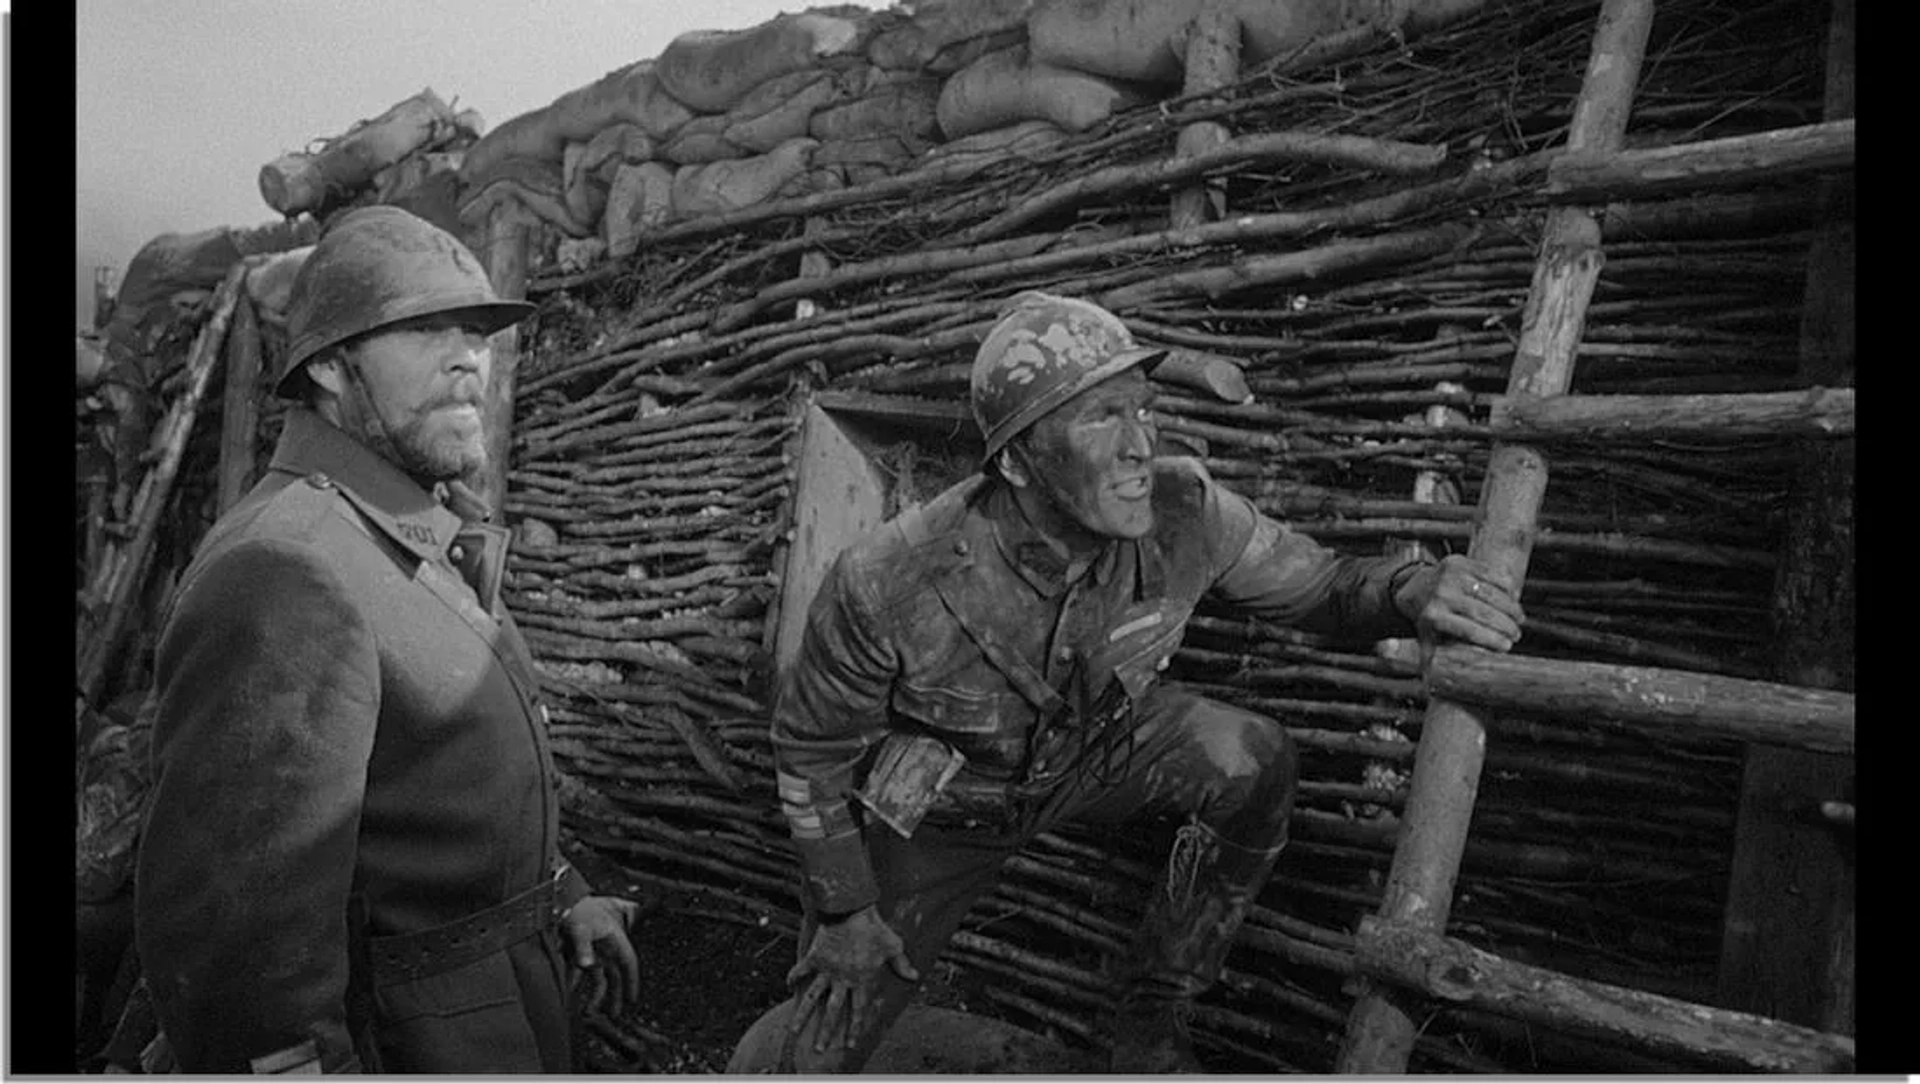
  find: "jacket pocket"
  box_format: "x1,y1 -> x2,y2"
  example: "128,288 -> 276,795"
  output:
370,950 -> 543,1073
891,679 -> 1002,734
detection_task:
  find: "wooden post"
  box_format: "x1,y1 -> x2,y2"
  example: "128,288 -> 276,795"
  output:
1717,0 -> 1855,1034
481,203 -> 532,523
1336,0 -> 1654,1071
1171,5 -> 1240,230
78,265 -> 247,708
216,287 -> 265,513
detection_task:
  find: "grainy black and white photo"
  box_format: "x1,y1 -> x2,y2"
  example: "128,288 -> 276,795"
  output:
73,0 -> 1857,1074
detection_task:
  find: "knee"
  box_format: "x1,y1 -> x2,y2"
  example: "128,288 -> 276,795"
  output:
1201,710 -> 1296,812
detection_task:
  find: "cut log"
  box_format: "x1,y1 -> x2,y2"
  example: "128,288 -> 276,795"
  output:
1490,388 -> 1853,440
1425,644 -> 1854,755
1543,120 -> 1854,203
1354,917 -> 1855,1073
259,89 -> 461,215
1150,350 -> 1251,404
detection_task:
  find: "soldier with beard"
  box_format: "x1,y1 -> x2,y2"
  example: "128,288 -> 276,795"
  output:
769,292 -> 1524,1073
131,206 -> 639,1073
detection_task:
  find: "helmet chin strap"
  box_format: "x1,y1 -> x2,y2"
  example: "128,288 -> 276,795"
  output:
337,357 -> 404,466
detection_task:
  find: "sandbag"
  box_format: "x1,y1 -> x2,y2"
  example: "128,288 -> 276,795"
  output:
556,236 -> 608,273
242,246 -> 314,328
460,106 -> 569,182
460,155 -> 592,238
547,60 -> 696,143
936,45 -> 1145,139
604,161 -> 677,258
77,334 -> 110,391
1028,0 -> 1486,84
373,150 -> 462,204
812,135 -> 917,186
919,119 -> 1068,180
657,13 -> 863,114
868,0 -> 1036,72
660,114 -> 748,166
724,70 -> 843,155
670,138 -> 818,221
809,76 -> 942,148
258,88 -> 462,215
566,124 -> 655,227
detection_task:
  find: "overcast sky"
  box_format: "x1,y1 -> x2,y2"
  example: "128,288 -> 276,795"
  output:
74,0 -> 821,327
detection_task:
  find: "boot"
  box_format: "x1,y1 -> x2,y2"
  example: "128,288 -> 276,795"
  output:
1107,820 -> 1287,1074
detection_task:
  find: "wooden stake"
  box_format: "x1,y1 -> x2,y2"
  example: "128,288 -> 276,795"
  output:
481,203 -> 532,522
1170,5 -> 1240,230
1337,0 -> 1655,1071
1718,0 -> 1856,1034
215,288 -> 264,513
78,264 -> 248,708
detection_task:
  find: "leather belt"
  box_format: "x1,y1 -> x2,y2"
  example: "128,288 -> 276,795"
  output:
366,866 -> 570,986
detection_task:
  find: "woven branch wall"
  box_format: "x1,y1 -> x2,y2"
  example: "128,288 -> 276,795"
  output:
499,0 -> 1825,1071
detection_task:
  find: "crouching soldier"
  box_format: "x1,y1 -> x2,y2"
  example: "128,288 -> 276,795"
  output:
132,207 -> 640,1073
770,292 -> 1524,1073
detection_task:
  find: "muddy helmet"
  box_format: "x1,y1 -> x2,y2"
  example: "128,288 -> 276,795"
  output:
275,205 -> 534,399
970,291 -> 1166,461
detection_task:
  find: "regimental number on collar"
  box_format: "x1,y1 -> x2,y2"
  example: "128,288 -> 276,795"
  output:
396,522 -> 437,546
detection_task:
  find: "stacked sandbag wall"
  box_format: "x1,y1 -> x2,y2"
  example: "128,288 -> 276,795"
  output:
451,0 -> 1489,274
503,0 -> 1835,1072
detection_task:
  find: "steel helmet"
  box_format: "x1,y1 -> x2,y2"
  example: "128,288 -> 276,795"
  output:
275,205 -> 534,398
970,291 -> 1165,461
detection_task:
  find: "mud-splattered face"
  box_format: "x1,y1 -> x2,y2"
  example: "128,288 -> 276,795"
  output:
319,313 -> 493,482
1015,368 -> 1158,541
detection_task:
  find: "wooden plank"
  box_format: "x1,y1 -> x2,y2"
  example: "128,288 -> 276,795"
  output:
215,290 -> 264,513
1354,918 -> 1855,1074
1171,4 -> 1239,230
1335,0 -> 1655,1072
480,205 -> 532,522
772,403 -> 889,675
1426,645 -> 1854,755
1544,120 -> 1854,202
812,390 -> 972,431
1718,0 -> 1855,1034
1490,388 -> 1852,440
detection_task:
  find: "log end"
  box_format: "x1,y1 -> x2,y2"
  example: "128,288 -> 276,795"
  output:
259,153 -> 323,216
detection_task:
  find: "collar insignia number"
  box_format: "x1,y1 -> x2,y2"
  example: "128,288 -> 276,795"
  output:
396,522 -> 437,546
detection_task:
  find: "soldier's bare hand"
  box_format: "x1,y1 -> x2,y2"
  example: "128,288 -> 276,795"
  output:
1403,555 -> 1525,657
562,895 -> 642,1018
783,905 -> 919,1058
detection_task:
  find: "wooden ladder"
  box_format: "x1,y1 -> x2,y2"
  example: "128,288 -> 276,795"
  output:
1332,0 -> 1857,1073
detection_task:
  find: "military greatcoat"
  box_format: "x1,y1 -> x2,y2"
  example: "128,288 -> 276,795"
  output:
135,408 -> 588,1074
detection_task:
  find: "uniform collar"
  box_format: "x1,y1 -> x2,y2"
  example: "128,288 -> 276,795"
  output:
985,484 -> 1121,599
267,408 -> 467,563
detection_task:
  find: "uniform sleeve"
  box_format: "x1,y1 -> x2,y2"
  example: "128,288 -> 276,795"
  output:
135,539 -> 379,1074
769,547 -> 898,916
1203,474 -> 1432,641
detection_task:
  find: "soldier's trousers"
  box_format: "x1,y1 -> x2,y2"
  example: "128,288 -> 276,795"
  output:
782,685 -> 1297,1073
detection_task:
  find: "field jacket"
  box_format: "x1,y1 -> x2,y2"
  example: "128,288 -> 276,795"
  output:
135,409 -> 587,1073
771,456 -> 1431,915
